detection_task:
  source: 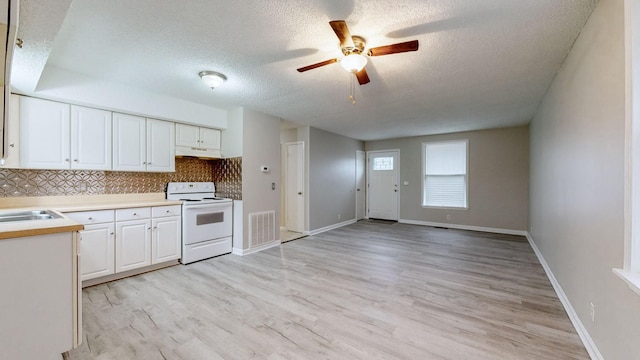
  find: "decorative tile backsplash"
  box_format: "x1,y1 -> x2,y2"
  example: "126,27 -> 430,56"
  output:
211,157 -> 242,200
0,157 -> 242,198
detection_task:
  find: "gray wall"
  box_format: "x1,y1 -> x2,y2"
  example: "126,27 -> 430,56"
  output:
529,0 -> 640,358
308,127 -> 364,231
241,108 -> 281,249
366,126 -> 529,231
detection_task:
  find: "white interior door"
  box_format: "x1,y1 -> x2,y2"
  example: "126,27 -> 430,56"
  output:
367,150 -> 399,220
356,150 -> 366,220
285,142 -> 305,232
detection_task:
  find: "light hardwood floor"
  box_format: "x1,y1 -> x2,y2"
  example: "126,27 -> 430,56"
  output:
65,221 -> 589,360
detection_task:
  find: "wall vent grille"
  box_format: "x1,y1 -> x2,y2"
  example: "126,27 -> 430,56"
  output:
249,210 -> 275,248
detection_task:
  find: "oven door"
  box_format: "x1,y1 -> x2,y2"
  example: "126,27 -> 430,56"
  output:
182,202 -> 232,245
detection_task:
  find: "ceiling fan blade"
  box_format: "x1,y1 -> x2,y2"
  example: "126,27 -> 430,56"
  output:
296,58 -> 338,72
367,40 -> 419,56
355,68 -> 370,85
329,20 -> 354,48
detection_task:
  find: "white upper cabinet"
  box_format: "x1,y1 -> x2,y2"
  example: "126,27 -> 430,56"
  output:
175,123 -> 220,150
146,119 -> 175,172
113,113 -> 175,172
112,113 -> 146,171
17,96 -> 176,172
70,105 -> 112,170
199,127 -> 221,150
19,98 -> 112,170
1,94 -> 21,168
175,123 -> 221,158
175,123 -> 200,148
19,97 -> 71,169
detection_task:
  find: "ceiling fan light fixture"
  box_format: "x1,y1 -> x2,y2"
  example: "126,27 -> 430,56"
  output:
340,54 -> 367,73
199,70 -> 227,89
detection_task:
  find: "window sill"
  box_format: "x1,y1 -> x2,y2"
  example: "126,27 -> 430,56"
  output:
421,205 -> 469,210
613,268 -> 640,297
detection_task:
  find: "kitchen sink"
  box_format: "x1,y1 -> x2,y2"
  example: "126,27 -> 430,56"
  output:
0,210 -> 62,223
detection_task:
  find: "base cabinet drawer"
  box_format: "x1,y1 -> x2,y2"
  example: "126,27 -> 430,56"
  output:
66,210 -> 114,225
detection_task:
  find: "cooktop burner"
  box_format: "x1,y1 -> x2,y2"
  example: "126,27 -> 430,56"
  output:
167,182 -> 232,204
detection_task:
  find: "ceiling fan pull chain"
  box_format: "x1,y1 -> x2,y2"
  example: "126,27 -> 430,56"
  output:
350,72 -> 356,105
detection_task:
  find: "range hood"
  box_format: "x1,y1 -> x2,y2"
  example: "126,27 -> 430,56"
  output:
0,0 -> 18,161
175,146 -> 221,159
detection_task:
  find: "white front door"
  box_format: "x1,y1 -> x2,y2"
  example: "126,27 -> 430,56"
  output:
367,150 -> 399,220
356,150 -> 366,220
285,142 -> 305,232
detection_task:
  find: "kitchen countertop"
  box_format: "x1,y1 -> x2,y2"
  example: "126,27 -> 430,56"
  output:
0,193 -> 182,240
0,193 -> 182,212
0,210 -> 84,240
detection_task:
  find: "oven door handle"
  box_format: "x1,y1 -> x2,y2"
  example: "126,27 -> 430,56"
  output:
183,202 -> 231,210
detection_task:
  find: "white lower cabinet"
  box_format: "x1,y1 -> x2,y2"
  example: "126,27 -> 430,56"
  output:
66,204 -> 181,285
116,218 -> 152,272
66,209 -> 116,281
80,223 -> 115,280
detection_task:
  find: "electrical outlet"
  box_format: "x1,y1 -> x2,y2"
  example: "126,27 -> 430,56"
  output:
590,302 -> 595,322
338,213 -> 341,220
446,214 -> 451,221
78,181 -> 87,192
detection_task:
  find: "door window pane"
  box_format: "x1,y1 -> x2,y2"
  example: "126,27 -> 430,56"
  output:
373,157 -> 393,171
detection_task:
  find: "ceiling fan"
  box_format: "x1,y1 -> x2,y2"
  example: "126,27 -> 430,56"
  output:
296,20 -> 419,85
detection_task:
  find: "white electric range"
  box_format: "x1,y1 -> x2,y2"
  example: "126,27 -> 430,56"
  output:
166,182 -> 232,264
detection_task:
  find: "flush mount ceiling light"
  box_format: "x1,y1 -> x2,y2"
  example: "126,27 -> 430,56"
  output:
199,71 -> 227,89
340,53 -> 368,73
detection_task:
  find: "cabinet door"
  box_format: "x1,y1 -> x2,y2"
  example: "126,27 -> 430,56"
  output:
19,97 -> 70,169
115,219 -> 151,272
146,119 -> 175,172
199,127 -> 221,150
152,216 -> 181,264
175,123 -> 200,147
71,106 -> 112,170
113,113 -> 146,171
79,223 -> 115,281
0,94 -> 20,168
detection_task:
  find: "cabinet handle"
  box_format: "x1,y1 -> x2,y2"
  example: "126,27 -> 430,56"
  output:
110,232 -> 114,236
65,158 -> 69,162
9,143 -> 14,148
148,162 -> 151,165
133,213 -> 137,216
153,226 -> 158,230
166,210 -> 170,213
143,161 -> 147,165
73,159 -> 79,162
87,217 -> 93,220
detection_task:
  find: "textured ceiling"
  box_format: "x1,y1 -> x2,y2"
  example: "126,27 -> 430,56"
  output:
13,0 -> 597,141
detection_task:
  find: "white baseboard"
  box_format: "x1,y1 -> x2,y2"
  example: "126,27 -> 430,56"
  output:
308,219 -> 356,236
526,233 -> 603,360
399,219 -> 528,236
232,240 -> 281,256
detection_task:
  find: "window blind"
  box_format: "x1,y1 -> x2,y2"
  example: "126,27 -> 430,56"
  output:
423,140 -> 468,208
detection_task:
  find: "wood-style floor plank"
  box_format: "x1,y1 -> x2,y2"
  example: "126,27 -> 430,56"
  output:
65,221 -> 589,360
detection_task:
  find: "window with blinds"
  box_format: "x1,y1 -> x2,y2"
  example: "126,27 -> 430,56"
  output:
422,140 -> 468,208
